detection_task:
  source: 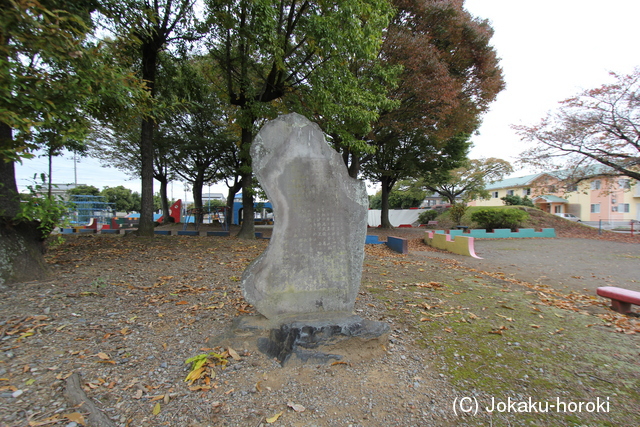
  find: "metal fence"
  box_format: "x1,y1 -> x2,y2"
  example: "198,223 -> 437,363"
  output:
582,220 -> 639,235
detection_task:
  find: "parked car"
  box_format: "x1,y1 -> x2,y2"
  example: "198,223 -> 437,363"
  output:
555,213 -> 581,222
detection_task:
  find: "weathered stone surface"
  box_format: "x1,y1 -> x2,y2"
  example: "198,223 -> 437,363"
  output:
242,113 -> 368,319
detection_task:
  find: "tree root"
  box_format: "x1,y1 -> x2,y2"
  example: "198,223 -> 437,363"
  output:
64,373 -> 116,427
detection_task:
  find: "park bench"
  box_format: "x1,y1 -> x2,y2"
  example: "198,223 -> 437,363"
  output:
596,286 -> 640,314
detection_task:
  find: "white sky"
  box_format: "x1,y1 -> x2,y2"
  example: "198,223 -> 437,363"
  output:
15,0 -> 640,198
464,0 -> 640,167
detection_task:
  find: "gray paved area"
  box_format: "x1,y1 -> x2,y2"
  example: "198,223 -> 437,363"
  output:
417,238 -> 640,294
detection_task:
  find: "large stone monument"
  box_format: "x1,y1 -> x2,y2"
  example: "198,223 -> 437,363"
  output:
242,112 -> 368,319
236,113 -> 388,364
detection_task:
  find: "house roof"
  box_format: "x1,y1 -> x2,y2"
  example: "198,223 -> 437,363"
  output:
533,194 -> 569,203
485,173 -> 550,190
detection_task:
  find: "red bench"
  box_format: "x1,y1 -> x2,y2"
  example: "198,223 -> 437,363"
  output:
596,286 -> 640,314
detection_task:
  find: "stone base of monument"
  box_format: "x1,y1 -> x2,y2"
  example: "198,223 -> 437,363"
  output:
208,314 -> 389,366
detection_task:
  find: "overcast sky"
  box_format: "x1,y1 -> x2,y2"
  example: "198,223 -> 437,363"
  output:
15,0 -> 640,197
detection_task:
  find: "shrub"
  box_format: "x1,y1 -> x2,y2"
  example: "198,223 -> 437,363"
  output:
418,209 -> 439,224
449,203 -> 468,225
501,195 -> 535,207
470,208 -> 529,231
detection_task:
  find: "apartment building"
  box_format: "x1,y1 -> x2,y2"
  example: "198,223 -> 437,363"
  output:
469,172 -> 640,222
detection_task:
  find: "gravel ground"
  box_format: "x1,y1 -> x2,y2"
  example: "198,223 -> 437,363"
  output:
422,237 -> 640,293
0,224 -> 637,427
0,232 -> 462,427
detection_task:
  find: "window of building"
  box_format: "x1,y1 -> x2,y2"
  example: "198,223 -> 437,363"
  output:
590,204 -> 600,213
619,203 -> 630,213
523,188 -> 531,196
554,206 -> 562,213
612,205 -> 618,212
566,184 -> 578,192
506,190 -> 514,196
591,180 -> 601,190
492,191 -> 499,198
618,179 -> 631,189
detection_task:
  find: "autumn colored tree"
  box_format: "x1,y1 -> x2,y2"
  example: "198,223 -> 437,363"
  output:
204,0 -> 395,239
421,157 -> 513,203
516,69 -> 640,182
356,0 -> 504,228
99,0 -> 199,236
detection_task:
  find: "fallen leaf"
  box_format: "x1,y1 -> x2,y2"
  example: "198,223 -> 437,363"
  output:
266,411 -> 283,423
227,347 -> 241,361
152,402 -> 161,415
133,389 -> 143,399
96,352 -> 110,360
64,412 -> 86,426
530,324 -> 541,328
287,402 -> 306,412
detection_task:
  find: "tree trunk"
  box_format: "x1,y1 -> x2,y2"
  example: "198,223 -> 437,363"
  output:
226,179 -> 241,229
192,175 -> 204,224
159,178 -> 170,224
236,125 -> 255,239
237,169 -> 255,239
0,123 -> 50,286
380,176 -> 394,229
138,117 -> 155,235
138,42 -> 159,236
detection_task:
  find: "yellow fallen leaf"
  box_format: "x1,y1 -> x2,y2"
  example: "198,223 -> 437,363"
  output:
530,324 -> 541,328
152,402 -> 161,415
266,411 -> 283,423
227,347 -> 241,361
150,394 -> 165,401
64,412 -> 86,426
96,352 -> 110,360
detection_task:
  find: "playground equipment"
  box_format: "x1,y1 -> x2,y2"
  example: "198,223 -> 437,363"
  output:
68,195 -> 115,227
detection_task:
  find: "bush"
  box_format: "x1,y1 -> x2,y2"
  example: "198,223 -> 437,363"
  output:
470,208 -> 529,231
501,195 -> 535,207
449,203 -> 468,225
418,209 -> 439,224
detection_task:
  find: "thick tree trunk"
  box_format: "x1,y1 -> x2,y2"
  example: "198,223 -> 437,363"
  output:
138,117 -> 155,235
0,123 -> 50,286
237,125 -> 255,239
192,175 -> 204,224
380,176 -> 394,229
138,42 -> 158,236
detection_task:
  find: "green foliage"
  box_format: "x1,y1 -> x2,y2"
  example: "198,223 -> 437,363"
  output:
100,186 -> 140,213
388,189 -> 424,209
369,193 -> 382,209
501,194 -> 535,207
16,180 -> 70,239
68,185 -> 100,196
449,203 -> 468,225
470,208 -> 530,231
418,209 -> 439,224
